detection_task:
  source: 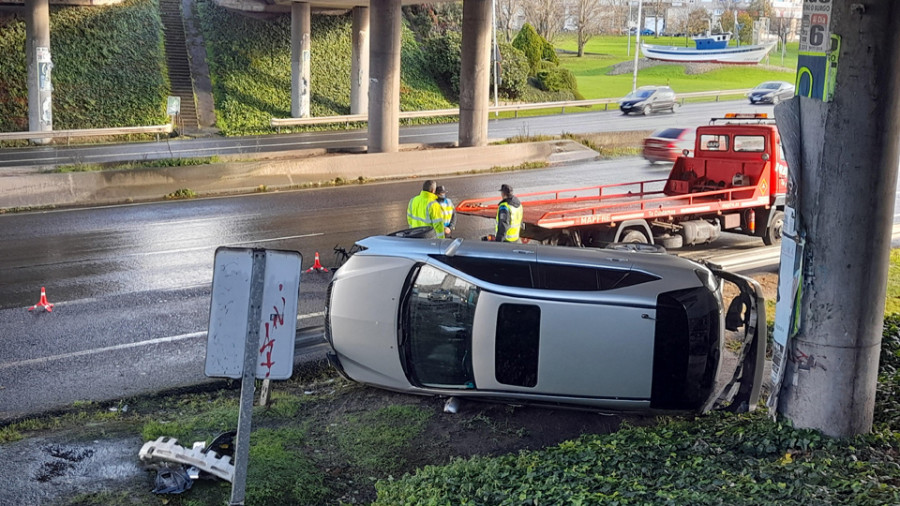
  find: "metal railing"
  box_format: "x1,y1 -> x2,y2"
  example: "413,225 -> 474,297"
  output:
270,88 -> 752,130
0,124 -> 174,145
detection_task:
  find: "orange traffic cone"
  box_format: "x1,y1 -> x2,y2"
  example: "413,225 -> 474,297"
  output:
304,252 -> 329,273
28,287 -> 54,312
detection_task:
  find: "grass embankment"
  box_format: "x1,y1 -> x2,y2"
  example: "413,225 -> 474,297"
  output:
0,0 -> 168,132
196,0 -> 454,136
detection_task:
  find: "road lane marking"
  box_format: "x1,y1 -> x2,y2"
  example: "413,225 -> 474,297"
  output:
135,233 -> 326,257
0,311 -> 325,371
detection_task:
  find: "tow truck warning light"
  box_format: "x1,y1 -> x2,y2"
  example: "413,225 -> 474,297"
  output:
724,113 -> 768,118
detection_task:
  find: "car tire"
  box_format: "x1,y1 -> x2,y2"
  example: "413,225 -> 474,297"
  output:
607,242 -> 666,254
763,210 -> 785,246
670,103 -> 678,113
619,229 -> 650,244
387,226 -> 435,239
642,105 -> 651,116
655,234 -> 684,249
772,96 -> 781,105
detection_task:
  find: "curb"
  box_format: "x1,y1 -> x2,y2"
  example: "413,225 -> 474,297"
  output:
0,140 -> 598,210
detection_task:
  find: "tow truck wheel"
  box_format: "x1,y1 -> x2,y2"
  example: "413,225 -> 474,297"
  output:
620,229 -> 650,244
763,211 -> 784,246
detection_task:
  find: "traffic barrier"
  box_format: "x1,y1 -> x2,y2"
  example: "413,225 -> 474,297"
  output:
304,252 -> 329,273
28,286 -> 54,312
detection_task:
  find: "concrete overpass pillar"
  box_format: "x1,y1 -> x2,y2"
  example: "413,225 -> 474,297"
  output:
291,2 -> 311,118
25,0 -> 52,141
368,0 -> 401,153
459,0 -> 491,147
350,7 -> 369,115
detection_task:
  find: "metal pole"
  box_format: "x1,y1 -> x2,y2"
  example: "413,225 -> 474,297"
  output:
627,1 -> 632,57
632,0 -> 643,92
229,250 -> 265,505
492,0 -> 499,117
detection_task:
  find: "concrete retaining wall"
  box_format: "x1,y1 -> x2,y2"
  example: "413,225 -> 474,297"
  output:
0,140 -> 597,210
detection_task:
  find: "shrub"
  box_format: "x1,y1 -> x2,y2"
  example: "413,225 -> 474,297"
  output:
423,31 -> 462,98
512,23 -> 557,75
536,67 -> 583,99
494,43 -> 529,100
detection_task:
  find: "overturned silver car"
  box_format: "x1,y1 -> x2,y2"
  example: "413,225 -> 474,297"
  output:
325,235 -> 765,414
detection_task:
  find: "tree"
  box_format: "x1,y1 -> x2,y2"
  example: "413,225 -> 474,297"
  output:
685,7 -> 710,39
521,0 -> 565,42
736,12 -> 753,44
747,0 -> 773,19
496,0 -> 524,43
571,0 -> 603,57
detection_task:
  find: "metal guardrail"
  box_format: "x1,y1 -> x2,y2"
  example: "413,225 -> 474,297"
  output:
0,124 -> 173,145
270,88 -> 752,130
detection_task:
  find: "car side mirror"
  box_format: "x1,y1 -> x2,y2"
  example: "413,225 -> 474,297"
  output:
683,149 -> 690,156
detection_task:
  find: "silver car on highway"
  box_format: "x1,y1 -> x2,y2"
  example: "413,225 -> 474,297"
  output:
325,234 -> 766,413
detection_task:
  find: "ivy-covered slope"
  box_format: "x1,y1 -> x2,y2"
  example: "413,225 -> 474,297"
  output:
0,0 -> 168,132
374,317 -> 900,505
197,0 -> 454,136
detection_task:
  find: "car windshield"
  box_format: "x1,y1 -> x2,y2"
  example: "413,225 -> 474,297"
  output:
627,89 -> 654,99
402,264 -> 479,389
757,82 -> 781,90
651,128 -> 687,140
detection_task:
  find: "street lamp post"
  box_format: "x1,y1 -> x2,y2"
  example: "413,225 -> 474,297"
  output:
632,0 -> 643,92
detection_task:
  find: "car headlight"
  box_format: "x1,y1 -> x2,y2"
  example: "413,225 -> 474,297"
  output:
694,268 -> 719,293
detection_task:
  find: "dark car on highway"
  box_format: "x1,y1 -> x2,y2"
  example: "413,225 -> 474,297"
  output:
325,234 -> 766,414
643,127 -> 695,163
620,86 -> 677,115
747,81 -> 795,105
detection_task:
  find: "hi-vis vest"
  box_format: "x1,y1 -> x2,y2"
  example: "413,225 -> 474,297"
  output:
438,198 -> 454,226
495,201 -> 524,242
407,191 -> 445,238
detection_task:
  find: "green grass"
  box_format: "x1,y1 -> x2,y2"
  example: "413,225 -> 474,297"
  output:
553,35 -> 798,100
333,404 -> 432,474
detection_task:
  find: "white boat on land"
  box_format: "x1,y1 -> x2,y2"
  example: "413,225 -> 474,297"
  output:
641,32 -> 776,65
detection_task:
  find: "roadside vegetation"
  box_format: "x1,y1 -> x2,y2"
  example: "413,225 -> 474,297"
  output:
0,0 -> 168,132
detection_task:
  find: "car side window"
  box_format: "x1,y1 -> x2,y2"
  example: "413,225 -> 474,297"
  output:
537,264 -> 660,291
495,303 -> 540,388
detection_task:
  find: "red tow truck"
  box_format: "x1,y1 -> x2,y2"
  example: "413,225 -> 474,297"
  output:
456,114 -> 788,249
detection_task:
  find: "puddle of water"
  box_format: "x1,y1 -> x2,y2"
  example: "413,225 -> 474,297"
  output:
0,432 -> 149,504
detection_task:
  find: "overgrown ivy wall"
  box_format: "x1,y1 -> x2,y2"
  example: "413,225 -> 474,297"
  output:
197,0 -> 454,136
0,0 -> 168,132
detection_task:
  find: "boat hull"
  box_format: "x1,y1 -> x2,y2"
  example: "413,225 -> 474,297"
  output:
641,42 -> 776,64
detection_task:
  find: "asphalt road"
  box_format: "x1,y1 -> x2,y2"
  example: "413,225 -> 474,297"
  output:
0,101 -> 768,168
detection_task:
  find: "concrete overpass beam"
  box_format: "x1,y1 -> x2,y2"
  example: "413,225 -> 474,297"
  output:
350,6 -> 369,115
368,0 -> 401,153
291,2 -> 311,118
459,0 -> 491,147
25,0 -> 52,142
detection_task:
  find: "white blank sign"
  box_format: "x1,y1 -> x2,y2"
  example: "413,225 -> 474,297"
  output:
205,248 -> 302,380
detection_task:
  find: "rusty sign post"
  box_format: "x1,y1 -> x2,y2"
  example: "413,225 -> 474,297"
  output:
206,247 -> 302,505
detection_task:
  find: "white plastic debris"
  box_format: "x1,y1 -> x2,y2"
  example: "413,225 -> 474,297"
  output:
139,437 -> 235,482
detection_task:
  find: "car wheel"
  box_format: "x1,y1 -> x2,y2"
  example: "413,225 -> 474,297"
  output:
772,96 -> 781,105
670,103 -> 679,113
642,105 -> 651,116
749,99 -> 756,105
763,211 -> 784,246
